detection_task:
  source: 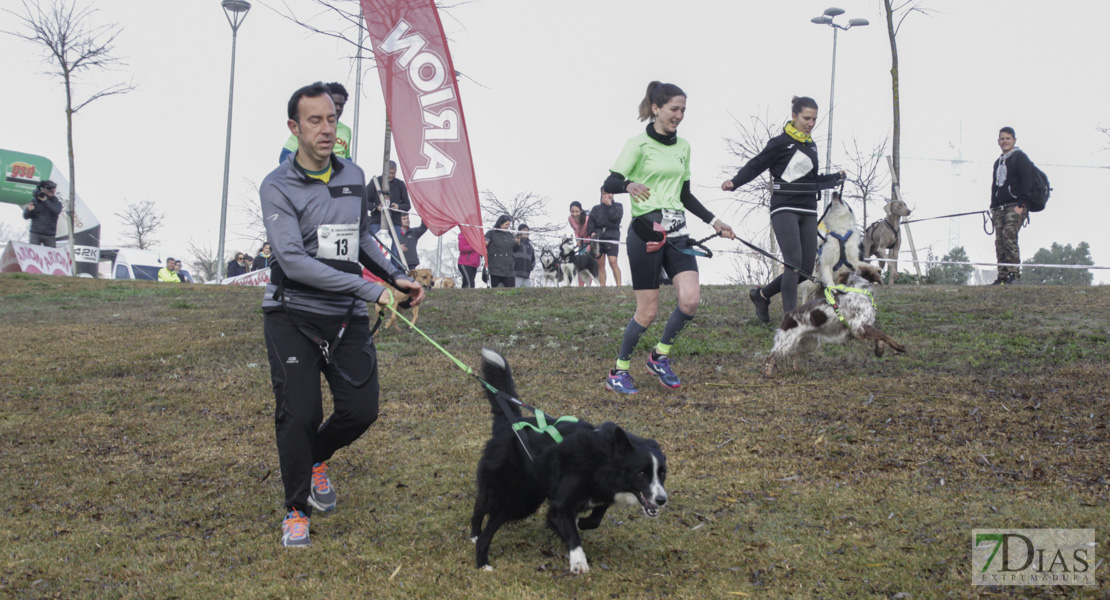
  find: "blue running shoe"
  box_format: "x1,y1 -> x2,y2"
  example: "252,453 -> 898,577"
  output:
646,352 -> 681,388
606,369 -> 638,394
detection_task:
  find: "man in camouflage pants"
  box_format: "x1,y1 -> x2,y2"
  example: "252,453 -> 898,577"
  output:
989,127 -> 1031,285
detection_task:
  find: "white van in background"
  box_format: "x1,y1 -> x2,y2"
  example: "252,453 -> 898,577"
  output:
98,248 -> 192,282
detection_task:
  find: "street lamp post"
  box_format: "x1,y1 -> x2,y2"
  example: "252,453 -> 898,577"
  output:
218,0 -> 251,281
811,7 -> 868,207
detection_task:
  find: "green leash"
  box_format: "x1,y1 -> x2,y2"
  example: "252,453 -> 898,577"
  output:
384,302 -> 577,446
822,284 -> 876,323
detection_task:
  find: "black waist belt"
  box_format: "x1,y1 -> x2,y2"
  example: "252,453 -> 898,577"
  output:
772,179 -> 840,195
271,258 -> 363,298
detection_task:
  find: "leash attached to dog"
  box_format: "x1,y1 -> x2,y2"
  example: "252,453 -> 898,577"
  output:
382,303 -> 573,463
730,235 -> 820,283
823,284 -> 876,323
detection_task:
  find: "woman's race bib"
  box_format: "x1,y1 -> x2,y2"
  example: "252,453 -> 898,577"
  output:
316,224 -> 359,262
661,209 -> 688,238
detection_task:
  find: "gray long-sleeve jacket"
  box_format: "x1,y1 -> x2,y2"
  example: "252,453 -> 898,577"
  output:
260,154 -> 410,317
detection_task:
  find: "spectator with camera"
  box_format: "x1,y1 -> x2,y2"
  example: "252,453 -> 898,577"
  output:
23,180 -> 63,247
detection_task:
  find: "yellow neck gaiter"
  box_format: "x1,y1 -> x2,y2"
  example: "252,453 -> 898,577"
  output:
785,121 -> 812,143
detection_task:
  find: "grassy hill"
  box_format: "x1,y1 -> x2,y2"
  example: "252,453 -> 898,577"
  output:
1,274 -> 1107,599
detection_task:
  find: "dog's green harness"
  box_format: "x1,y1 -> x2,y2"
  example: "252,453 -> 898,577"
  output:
512,409 -> 579,443
823,284 -> 876,323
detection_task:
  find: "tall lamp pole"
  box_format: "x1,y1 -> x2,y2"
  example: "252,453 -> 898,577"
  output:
811,7 -> 868,207
218,0 -> 251,281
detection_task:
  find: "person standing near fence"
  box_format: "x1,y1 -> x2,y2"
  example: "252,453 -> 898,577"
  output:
23,180 -> 63,247
990,126 -> 1032,285
457,229 -> 480,288
588,189 -> 623,286
512,224 -> 536,288
601,81 -> 734,394
484,215 -> 516,288
722,95 -> 844,322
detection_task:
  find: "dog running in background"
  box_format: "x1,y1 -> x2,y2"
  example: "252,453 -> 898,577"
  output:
558,238 -> 599,287
862,199 -> 912,283
470,349 -> 668,574
539,248 -> 560,287
764,265 -> 905,377
799,193 -> 865,304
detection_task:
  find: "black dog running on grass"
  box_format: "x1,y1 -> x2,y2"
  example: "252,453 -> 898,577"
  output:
469,348 -> 668,574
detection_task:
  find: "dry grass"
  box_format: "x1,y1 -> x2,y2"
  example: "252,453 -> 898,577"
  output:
1,274 -> 1108,599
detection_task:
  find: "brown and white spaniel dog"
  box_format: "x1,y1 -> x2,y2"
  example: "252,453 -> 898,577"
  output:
763,264 -> 905,377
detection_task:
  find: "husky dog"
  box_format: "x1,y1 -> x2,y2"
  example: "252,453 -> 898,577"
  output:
799,194 -> 865,304
539,248 -> 560,287
558,238 -> 599,287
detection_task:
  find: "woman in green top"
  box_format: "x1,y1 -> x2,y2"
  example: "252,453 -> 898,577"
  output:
600,81 -> 735,394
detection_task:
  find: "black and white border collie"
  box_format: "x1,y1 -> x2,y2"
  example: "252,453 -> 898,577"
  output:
469,348 -> 667,574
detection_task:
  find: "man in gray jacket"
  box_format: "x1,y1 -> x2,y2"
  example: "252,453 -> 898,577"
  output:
261,82 -> 425,547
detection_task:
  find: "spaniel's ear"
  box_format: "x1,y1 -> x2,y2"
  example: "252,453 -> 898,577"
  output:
836,270 -> 851,285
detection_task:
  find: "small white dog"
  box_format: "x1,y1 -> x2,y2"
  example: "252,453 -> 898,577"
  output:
764,265 -> 904,377
799,194 -> 865,304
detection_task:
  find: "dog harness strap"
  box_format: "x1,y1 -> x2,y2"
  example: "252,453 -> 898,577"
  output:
823,284 -> 875,323
882,219 -> 900,250
829,230 -> 854,273
512,409 -> 579,444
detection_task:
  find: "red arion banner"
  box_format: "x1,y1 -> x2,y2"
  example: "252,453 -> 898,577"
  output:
360,0 -> 486,258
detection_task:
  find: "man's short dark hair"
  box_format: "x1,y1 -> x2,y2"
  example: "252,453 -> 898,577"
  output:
518,223 -> 529,231
287,81 -> 331,122
326,82 -> 349,101
38,179 -> 56,190
1000,126 -> 1016,137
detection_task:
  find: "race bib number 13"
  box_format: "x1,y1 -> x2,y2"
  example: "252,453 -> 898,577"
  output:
316,224 -> 359,262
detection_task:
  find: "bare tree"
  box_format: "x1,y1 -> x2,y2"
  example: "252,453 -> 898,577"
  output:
883,1 -> 932,202
235,179 -> 267,251
843,136 -> 891,227
1099,126 -> 1110,152
3,0 -> 134,265
114,200 -> 164,250
0,221 -> 29,245
186,240 -> 220,284
721,109 -> 784,283
480,190 -> 560,249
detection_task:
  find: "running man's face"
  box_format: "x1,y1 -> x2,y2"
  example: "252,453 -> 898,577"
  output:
652,95 -> 686,135
289,94 -> 337,166
792,107 -> 818,135
998,132 -> 1015,153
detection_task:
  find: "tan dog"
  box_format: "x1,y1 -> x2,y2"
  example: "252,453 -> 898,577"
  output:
862,200 -> 912,283
372,268 -> 432,330
432,276 -> 456,289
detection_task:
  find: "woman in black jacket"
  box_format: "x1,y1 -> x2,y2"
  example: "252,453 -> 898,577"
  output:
722,96 -> 844,322
484,214 -> 515,288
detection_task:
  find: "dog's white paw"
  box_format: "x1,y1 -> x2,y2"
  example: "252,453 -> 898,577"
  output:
469,536 -> 478,544
568,547 -> 589,575
482,564 -> 494,572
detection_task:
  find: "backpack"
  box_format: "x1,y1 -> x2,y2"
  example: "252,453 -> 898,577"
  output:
1027,162 -> 1051,212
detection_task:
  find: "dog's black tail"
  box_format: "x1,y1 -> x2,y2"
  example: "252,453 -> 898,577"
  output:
480,348 -> 521,420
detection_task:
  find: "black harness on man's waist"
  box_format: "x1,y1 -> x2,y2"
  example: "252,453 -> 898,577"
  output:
270,258 -> 394,385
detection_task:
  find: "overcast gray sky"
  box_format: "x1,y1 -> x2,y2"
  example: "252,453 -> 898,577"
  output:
3,0 -> 1107,282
